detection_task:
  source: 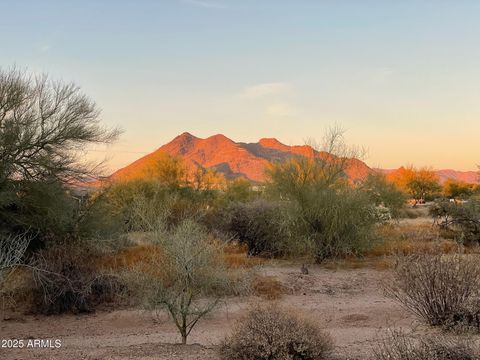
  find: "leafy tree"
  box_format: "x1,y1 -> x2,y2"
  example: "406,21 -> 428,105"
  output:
443,180 -> 474,200
406,169 -> 441,205
191,165 -> 225,191
389,166 -> 441,205
0,68 -> 119,184
146,153 -> 188,188
0,67 -> 119,240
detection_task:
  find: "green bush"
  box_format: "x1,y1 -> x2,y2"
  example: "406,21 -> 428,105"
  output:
0,180 -> 78,245
266,154 -> 379,261
219,305 -> 332,360
290,186 -> 377,260
95,179 -> 216,233
362,173 -> 406,218
430,200 -> 480,244
217,199 -> 290,256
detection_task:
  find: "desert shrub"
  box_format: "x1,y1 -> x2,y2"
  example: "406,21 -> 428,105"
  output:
32,244 -> 124,314
219,305 -> 332,360
290,186 -> 377,261
98,179 -> 214,234
398,207 -> 425,219
362,173 -> 406,219
264,129 -> 380,261
431,200 -> 480,244
0,233 -> 30,308
387,254 -> 480,329
443,180 -> 475,200
373,330 -> 479,360
218,199 -> 290,257
0,180 -> 80,246
220,178 -> 256,204
140,219 -> 239,344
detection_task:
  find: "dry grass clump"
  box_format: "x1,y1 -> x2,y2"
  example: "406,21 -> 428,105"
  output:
371,238 -> 460,257
219,305 -> 332,360
371,223 -> 462,257
387,254 -> 480,331
99,245 -> 164,271
252,275 -> 285,300
222,241 -> 266,268
399,206 -> 429,219
373,330 -> 479,360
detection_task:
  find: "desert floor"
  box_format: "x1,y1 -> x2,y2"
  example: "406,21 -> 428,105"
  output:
0,261 -> 449,360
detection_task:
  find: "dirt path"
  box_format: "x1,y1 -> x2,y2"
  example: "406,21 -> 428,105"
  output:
1,265 -> 429,359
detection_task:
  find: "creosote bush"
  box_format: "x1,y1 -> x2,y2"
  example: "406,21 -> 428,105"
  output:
218,199 -> 289,256
387,254 -> 480,330
431,200 -> 480,244
219,305 -> 332,360
373,330 -> 479,360
32,244 -> 123,314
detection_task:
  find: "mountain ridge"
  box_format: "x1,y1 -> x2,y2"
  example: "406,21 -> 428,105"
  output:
110,133 -> 479,184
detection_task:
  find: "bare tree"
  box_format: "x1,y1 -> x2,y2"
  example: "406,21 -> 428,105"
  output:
143,220 -> 232,344
0,67 -> 120,185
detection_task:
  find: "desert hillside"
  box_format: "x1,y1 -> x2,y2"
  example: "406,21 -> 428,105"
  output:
111,132 -> 478,184
110,132 -> 372,182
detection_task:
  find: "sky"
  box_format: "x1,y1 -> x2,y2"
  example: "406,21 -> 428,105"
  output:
1,0 -> 480,172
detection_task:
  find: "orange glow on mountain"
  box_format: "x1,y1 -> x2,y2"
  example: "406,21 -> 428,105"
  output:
108,133 -> 479,185
110,133 -> 372,183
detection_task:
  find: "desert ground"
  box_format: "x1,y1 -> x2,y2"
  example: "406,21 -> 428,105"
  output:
2,216 -> 480,360
0,261 -> 441,360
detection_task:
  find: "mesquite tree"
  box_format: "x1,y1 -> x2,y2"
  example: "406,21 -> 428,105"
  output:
0,67 -> 120,239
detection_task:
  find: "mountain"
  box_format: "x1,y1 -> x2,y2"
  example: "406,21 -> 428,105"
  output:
110,133 -> 478,184
379,168 -> 479,184
110,132 -> 372,183
435,169 -> 479,184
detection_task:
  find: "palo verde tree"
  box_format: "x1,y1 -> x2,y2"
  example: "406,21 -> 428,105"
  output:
0,67 -> 119,240
266,126 -> 377,260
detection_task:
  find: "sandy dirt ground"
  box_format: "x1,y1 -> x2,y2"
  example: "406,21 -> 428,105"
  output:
0,264 -> 441,360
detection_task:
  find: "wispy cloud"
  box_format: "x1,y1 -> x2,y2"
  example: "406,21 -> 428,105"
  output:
182,0 -> 227,9
265,103 -> 294,117
241,82 -> 290,99
39,44 -> 50,53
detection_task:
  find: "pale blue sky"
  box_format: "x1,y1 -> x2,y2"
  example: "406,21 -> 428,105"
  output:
1,0 -> 479,171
